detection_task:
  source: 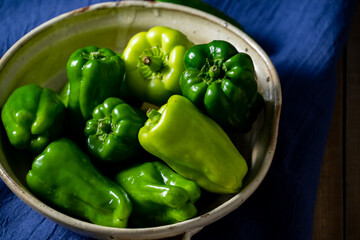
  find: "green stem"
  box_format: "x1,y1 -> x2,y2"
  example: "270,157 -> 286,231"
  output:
97,118 -> 112,135
209,65 -> 221,79
82,51 -> 106,60
90,52 -> 101,58
142,56 -> 163,72
146,109 -> 161,126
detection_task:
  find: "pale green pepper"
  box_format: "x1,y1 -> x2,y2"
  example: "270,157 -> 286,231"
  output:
138,95 -> 248,194
122,26 -> 193,106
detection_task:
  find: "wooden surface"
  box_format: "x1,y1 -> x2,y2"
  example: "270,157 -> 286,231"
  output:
312,1 -> 360,239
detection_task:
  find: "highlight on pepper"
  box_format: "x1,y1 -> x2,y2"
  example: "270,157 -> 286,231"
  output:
0,25 -> 265,229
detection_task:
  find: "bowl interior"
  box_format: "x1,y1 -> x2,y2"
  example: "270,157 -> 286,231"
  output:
0,1 -> 281,239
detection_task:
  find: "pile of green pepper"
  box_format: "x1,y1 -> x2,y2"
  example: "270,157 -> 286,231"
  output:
1,24 -> 264,228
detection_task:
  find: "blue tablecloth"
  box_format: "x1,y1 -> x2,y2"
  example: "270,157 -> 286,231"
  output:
0,0 -> 356,239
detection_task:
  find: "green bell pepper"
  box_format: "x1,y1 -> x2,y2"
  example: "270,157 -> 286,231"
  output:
60,77 -> 141,110
122,26 -> 193,106
1,84 -> 66,153
115,161 -> 200,226
26,138 -> 132,228
66,46 -> 125,126
138,95 -> 248,194
84,97 -> 147,162
180,40 -> 264,132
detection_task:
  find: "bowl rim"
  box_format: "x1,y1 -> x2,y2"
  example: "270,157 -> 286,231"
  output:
0,1 -> 282,238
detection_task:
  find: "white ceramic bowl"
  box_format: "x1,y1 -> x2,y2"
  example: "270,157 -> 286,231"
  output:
0,1 -> 281,239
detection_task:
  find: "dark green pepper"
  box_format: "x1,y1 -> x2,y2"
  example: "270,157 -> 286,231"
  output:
66,46 -> 125,127
138,95 -> 248,194
26,138 -> 132,228
84,97 -> 147,162
115,161 -> 200,227
1,84 -> 66,153
180,40 -> 264,132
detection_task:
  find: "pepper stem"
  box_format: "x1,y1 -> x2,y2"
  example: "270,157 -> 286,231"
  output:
90,52 -> 103,60
146,109 -> 161,126
82,51 -> 105,61
98,120 -> 111,134
209,65 -> 221,79
142,56 -> 163,72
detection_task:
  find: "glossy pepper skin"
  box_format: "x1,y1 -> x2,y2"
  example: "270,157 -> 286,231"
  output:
115,161 -> 200,226
180,40 -> 264,132
1,84 -> 66,153
122,26 -> 193,106
84,97 -> 147,162
26,138 -> 132,228
66,46 -> 125,126
59,81 -> 70,107
138,95 -> 248,194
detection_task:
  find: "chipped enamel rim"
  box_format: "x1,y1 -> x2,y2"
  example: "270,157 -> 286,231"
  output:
0,1 -> 281,239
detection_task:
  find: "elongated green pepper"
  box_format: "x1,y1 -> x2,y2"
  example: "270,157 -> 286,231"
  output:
1,84 -> 66,153
180,40 -> 264,132
122,26 -> 193,106
138,95 -> 248,194
115,161 -> 200,227
84,97 -> 147,162
66,46 -> 125,127
26,138 -> 132,228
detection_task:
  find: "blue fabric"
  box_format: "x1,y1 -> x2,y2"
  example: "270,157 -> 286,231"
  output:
0,0 -> 355,239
